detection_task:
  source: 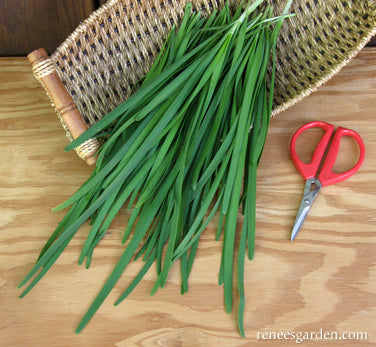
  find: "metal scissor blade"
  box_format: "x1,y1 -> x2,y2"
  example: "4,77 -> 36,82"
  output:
291,203 -> 311,241
291,178 -> 322,241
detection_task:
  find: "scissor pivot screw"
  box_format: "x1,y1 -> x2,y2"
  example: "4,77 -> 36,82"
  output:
304,199 -> 310,204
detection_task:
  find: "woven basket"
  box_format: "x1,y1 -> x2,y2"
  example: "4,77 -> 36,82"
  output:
28,0 -> 376,163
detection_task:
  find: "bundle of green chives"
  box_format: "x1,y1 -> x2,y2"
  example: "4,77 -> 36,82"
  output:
19,1 -> 292,337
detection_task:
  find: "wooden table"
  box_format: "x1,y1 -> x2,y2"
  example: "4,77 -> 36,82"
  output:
1,48 -> 376,346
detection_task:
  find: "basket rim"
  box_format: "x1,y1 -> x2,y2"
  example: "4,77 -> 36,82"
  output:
51,0 -> 376,120
52,0 -> 121,59
271,23 -> 376,117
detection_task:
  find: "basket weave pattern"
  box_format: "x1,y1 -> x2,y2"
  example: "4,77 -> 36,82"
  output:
43,0 -> 376,150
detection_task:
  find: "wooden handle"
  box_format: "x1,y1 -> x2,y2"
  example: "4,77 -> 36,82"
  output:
28,48 -> 98,165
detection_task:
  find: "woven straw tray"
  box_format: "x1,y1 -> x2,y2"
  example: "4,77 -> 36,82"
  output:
28,0 -> 376,163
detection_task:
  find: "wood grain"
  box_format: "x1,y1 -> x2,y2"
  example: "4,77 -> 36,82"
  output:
0,0 -> 374,58
1,49 -> 376,346
368,36 -> 376,47
0,0 -> 94,56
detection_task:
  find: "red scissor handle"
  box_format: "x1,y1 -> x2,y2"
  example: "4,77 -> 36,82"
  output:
290,121 -> 365,186
290,121 -> 335,180
318,127 -> 365,186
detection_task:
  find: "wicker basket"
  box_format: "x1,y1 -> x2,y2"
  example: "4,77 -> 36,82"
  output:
28,0 -> 376,163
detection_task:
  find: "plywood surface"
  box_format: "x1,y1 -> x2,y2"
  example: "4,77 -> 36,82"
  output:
1,48 -> 376,346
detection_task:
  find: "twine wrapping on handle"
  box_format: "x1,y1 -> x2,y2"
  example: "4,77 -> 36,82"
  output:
28,48 -> 99,165
28,0 -> 376,162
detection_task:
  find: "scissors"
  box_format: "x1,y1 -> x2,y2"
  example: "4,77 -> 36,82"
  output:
290,121 -> 365,241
